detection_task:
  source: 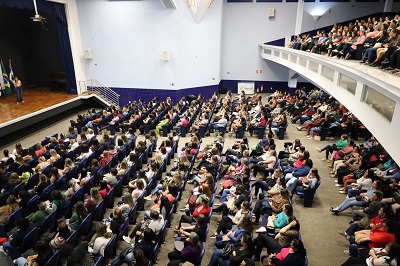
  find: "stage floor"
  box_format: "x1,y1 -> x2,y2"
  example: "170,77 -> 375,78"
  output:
0,87 -> 77,124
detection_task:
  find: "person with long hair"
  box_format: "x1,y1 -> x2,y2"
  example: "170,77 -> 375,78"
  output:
15,240 -> 53,266
88,223 -> 112,257
175,214 -> 208,242
208,235 -> 254,266
85,187 -> 102,213
341,242 -> 400,266
210,201 -> 251,238
288,168 -> 320,196
256,203 -> 293,233
118,192 -> 134,217
124,210 -> 164,244
261,239 -> 307,266
64,179 -> 80,199
330,180 -> 382,214
50,221 -> 71,250
67,201 -> 88,230
167,232 -> 202,266
0,195 -> 20,224
253,218 -> 300,261
253,189 -> 290,225
252,169 -> 283,199
29,201 -> 50,227
213,216 -> 254,249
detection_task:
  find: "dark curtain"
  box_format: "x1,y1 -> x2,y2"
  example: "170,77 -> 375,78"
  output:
52,3 -> 77,94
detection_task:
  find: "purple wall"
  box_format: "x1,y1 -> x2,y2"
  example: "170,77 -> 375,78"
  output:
111,81 -> 316,106
219,79 -> 316,94
111,85 -> 218,106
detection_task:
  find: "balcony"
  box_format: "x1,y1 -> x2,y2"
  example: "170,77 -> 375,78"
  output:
260,44 -> 400,163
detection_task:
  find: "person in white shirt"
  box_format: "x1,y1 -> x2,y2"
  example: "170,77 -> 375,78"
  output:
88,223 -> 112,256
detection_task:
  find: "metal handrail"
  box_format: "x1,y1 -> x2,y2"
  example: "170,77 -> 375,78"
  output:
79,79 -> 120,108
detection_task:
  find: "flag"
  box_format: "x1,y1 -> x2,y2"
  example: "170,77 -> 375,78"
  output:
1,60 -> 11,95
9,60 -> 14,81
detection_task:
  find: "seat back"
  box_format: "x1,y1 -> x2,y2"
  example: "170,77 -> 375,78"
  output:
40,211 -> 57,234
23,195 -> 40,216
103,234 -> 117,261
194,242 -> 206,266
92,200 -> 105,221
54,174 -> 67,190
69,187 -> 84,206
65,230 -> 77,245
76,214 -> 92,238
118,218 -> 130,239
42,164 -> 53,177
113,177 -> 124,197
44,250 -> 61,266
83,176 -> 95,196
56,201 -> 71,220
128,202 -> 139,224
5,208 -> 23,232
40,184 -> 55,201
19,227 -> 39,254
53,157 -> 65,170
12,182 -> 26,196
104,188 -> 115,209
26,173 -> 40,190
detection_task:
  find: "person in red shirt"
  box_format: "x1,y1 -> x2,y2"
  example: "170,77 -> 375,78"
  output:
354,220 -> 396,249
175,196 -> 210,230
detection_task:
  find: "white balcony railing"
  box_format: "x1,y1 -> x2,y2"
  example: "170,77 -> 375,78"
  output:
260,44 -> 400,163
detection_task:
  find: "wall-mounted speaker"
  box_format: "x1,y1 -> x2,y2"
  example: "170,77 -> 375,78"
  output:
160,0 -> 177,9
268,8 -> 275,18
162,50 -> 170,61
83,48 -> 93,59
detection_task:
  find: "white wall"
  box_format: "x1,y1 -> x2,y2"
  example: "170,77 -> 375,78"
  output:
220,0 -> 390,82
76,0 -> 223,90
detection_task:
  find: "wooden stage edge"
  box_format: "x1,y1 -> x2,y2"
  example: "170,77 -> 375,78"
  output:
0,87 -> 110,141
0,87 -> 77,125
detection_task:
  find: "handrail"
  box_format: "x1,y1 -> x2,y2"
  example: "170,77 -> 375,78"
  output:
259,44 -> 400,164
79,79 -> 120,108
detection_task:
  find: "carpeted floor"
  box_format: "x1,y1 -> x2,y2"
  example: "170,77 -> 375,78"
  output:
1,100 -> 359,266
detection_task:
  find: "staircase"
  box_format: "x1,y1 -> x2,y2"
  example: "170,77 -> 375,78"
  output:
79,79 -> 120,108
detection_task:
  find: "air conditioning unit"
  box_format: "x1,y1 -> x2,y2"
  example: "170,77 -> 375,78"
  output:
268,8 -> 275,18
160,0 -> 177,9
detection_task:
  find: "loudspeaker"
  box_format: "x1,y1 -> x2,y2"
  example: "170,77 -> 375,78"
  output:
268,8 -> 275,18
162,51 -> 170,61
160,0 -> 177,9
83,48 -> 93,59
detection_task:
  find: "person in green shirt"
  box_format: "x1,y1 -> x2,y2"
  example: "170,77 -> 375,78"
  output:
67,201 -> 88,231
155,116 -> 170,136
21,163 -> 34,184
29,202 -> 50,227
316,134 -> 349,160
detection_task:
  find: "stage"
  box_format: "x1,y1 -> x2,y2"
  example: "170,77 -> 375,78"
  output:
0,87 -> 108,141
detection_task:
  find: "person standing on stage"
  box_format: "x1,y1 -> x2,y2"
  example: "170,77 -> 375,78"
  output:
12,77 -> 23,104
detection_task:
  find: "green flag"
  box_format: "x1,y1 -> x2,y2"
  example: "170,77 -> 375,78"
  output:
1,60 -> 11,95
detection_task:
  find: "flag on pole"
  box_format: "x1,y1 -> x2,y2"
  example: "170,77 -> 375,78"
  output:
0,61 -> 4,94
9,60 -> 14,81
1,60 -> 11,95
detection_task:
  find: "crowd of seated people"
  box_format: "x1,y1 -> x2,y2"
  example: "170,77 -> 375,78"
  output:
1,85 -> 400,266
288,15 -> 400,76
0,93 -> 220,265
